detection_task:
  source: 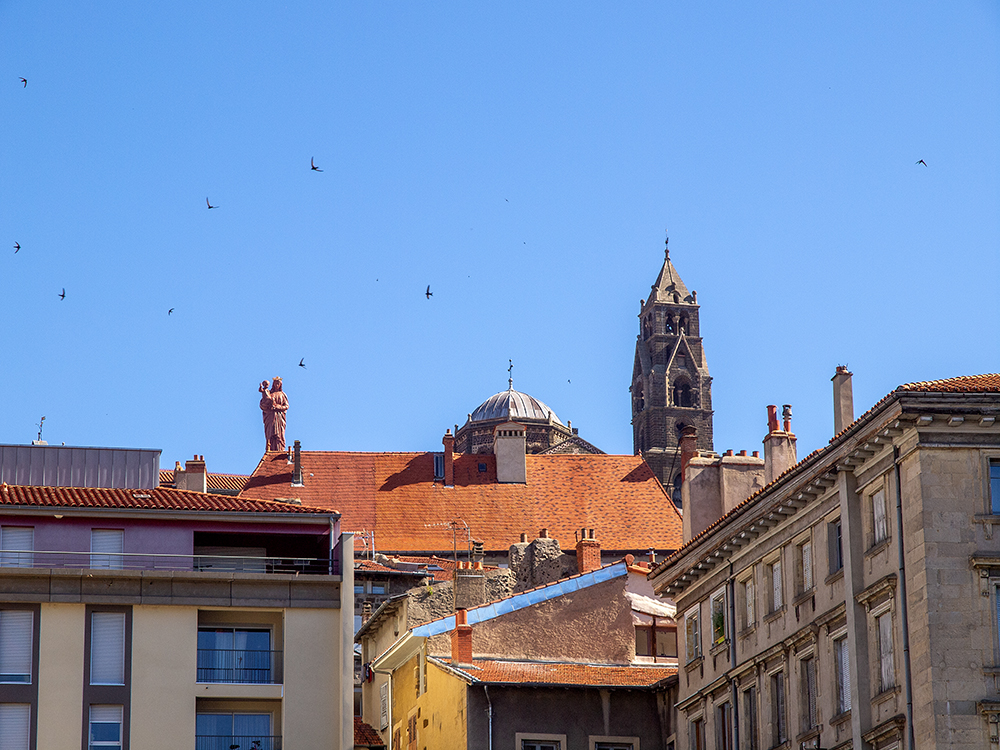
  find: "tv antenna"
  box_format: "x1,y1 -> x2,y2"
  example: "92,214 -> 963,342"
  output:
35,416 -> 45,443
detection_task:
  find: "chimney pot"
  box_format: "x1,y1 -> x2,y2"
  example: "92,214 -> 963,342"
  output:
782,404 -> 793,433
520,532 -> 527,543
832,366 -> 854,434
752,450 -> 759,458
539,528 -> 549,538
575,528 -> 602,574
724,449 -> 734,457
767,405 -> 779,434
292,440 -> 303,486
738,449 -> 747,457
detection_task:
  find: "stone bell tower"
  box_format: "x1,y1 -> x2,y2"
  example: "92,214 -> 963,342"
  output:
630,237 -> 714,504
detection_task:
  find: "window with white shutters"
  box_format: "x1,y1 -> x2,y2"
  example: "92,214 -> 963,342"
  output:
0,528 -> 33,569
767,557 -> 783,613
89,704 -> 123,749
802,656 -> 818,730
801,541 -> 813,591
872,489 -> 888,545
91,530 -> 124,570
771,671 -> 786,745
740,576 -> 754,629
685,606 -> 701,661
743,687 -> 757,750
0,704 -> 30,750
877,612 -> 895,691
835,636 -> 851,714
91,613 -> 125,685
0,611 -> 32,683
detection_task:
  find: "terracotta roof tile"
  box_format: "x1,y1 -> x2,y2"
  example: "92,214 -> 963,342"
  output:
241,452 -> 681,553
443,658 -> 676,688
159,469 -> 249,493
354,716 -> 384,747
0,483 -> 333,516
896,373 -> 1000,393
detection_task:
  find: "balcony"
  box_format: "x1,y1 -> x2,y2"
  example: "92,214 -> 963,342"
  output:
195,736 -> 282,750
0,549 -> 338,575
197,649 -> 283,685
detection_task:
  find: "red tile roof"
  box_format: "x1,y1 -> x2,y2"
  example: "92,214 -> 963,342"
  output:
443,659 -> 676,688
0,483 -> 333,516
354,716 -> 384,747
896,373 -> 1000,392
159,469 -> 249,493
240,452 -> 682,553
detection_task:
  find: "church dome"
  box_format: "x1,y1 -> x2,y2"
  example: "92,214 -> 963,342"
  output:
468,388 -> 564,426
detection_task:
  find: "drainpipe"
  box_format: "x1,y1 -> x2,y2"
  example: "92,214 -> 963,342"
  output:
728,562 -> 739,750
484,684 -> 494,750
893,446 -> 915,750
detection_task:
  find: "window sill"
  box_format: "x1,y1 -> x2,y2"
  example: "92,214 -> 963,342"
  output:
829,710 -> 852,727
793,588 -> 816,607
685,655 -> 704,672
825,568 -> 844,585
710,639 -> 730,657
738,624 -> 757,639
871,685 -> 901,705
763,606 -> 786,624
796,727 -> 821,744
864,538 -> 891,559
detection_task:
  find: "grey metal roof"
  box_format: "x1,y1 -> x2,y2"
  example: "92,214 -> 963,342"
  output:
468,389 -> 564,426
0,444 -> 161,489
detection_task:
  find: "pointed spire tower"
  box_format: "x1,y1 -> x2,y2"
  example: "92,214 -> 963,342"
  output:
630,236 -> 714,504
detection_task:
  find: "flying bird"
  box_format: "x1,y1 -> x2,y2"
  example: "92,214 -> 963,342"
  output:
298,358 -> 306,368
58,288 -> 65,300
916,159 -> 927,167
13,242 -> 19,253
168,308 -> 174,315
206,197 -> 218,209
425,285 -> 433,299
310,157 -> 323,172
19,77 -> 26,88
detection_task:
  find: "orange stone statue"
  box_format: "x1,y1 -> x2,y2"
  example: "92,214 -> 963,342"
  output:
259,377 -> 289,452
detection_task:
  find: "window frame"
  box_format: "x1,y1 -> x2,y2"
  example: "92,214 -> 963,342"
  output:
738,572 -> 755,631
685,605 -> 701,663
989,458 -> 1000,514
874,606 -> 895,693
689,716 -> 705,750
0,703 -> 30,750
828,517 -> 844,576
742,686 -> 758,750
770,669 -> 786,746
710,588 -> 727,646
714,701 -> 732,750
0,527 -> 34,569
794,535 -> 814,595
871,486 -> 889,546
765,551 -> 784,614
0,611 -> 33,685
833,631 -> 851,715
589,737 -> 639,750
90,529 -> 124,570
800,653 -> 818,731
516,732 -> 566,750
88,704 -> 123,750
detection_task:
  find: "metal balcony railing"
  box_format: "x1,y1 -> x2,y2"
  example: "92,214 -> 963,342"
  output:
195,735 -> 281,750
0,550 -> 338,575
196,649 -> 283,684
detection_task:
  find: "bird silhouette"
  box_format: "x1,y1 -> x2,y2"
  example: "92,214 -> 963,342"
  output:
310,157 -> 323,172
206,197 -> 218,209
19,77 -> 26,88
168,308 -> 174,315
916,159 -> 928,167
425,285 -> 433,299
298,358 -> 306,368
13,242 -> 19,253
58,288 -> 65,300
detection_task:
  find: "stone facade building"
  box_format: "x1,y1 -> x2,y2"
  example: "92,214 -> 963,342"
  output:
649,372 -> 1000,750
631,240 -> 714,500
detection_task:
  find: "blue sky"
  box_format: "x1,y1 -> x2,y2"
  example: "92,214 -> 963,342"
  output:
1,1 -> 997,474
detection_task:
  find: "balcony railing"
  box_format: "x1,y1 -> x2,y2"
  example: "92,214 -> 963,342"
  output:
197,649 -> 283,684
0,550 -> 338,575
196,736 -> 281,750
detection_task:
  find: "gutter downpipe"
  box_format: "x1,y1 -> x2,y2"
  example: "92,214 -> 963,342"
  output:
893,446 -> 916,750
484,684 -> 494,750
728,562 -> 739,750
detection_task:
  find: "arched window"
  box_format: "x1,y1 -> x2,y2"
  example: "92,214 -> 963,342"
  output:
672,473 -> 683,507
673,381 -> 692,408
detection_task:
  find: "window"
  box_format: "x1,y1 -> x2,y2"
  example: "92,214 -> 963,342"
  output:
828,518 -> 843,574
91,529 -> 124,570
710,590 -> 726,645
196,712 -> 273,750
834,635 -> 851,714
371,582 -> 387,595
770,671 -> 786,746
991,460 -> 1000,514
690,717 -> 705,750
0,527 -> 33,568
593,742 -> 635,750
635,624 -> 677,658
796,540 -> 813,593
354,614 -> 363,633
91,612 -> 125,685
767,556 -> 783,613
715,702 -> 732,750
872,488 -> 888,545
877,611 -> 895,692
433,453 -> 445,479
0,611 -> 32,683
522,742 -> 559,750
89,705 -> 123,750
739,575 -> 755,630
801,655 -> 818,730
197,627 -> 273,684
743,687 -> 758,750
354,583 -> 365,594
0,703 -> 29,750
685,606 -> 701,662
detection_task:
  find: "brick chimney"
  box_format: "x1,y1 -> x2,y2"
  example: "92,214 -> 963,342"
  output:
442,430 -> 455,487
763,405 -> 797,483
575,528 -> 601,574
176,455 -> 207,493
494,422 -> 527,483
679,425 -> 699,485
832,366 -> 854,434
291,440 -> 303,486
451,609 -> 473,665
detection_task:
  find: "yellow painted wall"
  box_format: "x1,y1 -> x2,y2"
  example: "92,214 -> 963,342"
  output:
392,652 -> 467,750
283,608 -> 340,749
37,603 -> 85,750
130,605 -> 198,749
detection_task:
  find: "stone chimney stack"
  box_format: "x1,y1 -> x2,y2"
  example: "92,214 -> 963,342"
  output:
292,440 -> 303,486
451,609 -> 473,665
679,425 -> 699,489
442,430 -> 455,487
763,405 -> 798,484
453,561 -> 486,611
361,601 -> 373,625
176,455 -> 207,493
494,422 -> 527,483
575,528 -> 601,574
832,366 -> 854,434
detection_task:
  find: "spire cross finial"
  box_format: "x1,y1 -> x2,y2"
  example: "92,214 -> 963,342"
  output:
508,359 -> 514,390
664,229 -> 670,261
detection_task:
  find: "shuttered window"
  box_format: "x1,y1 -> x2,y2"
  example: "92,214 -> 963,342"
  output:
878,612 -> 895,691
91,613 -> 125,685
872,489 -> 888,544
89,704 -> 123,749
769,559 -> 783,612
91,530 -> 124,570
743,687 -> 757,750
0,611 -> 32,683
801,541 -> 813,591
685,607 -> 701,661
771,671 -> 786,745
0,704 -> 30,750
802,656 -> 818,729
835,636 -> 851,714
0,528 -> 33,569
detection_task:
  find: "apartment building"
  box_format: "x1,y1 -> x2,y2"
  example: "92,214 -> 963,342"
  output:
649,372 -> 1000,750
0,482 -> 354,750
